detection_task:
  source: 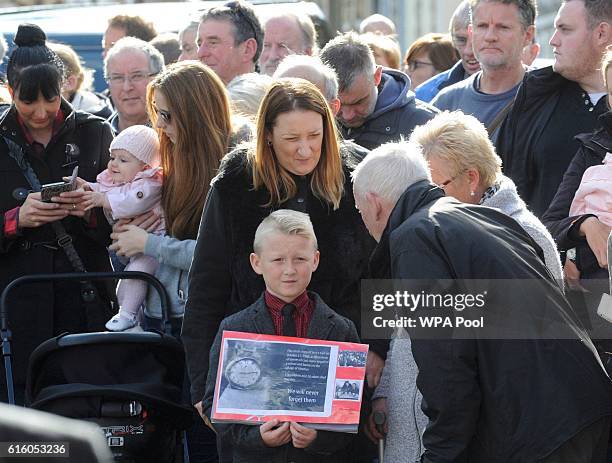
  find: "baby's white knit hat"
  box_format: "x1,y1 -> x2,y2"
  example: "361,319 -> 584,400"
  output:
110,125 -> 160,168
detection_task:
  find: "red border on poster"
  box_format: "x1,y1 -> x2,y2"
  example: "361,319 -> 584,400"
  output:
212,330 -> 368,426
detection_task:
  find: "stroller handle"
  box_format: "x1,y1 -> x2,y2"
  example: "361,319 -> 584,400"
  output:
0,272 -> 173,335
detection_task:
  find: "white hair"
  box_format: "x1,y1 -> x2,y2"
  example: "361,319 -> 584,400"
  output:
273,54 -> 339,101
227,72 -> 273,117
264,11 -> 317,53
351,141 -> 431,204
104,36 -> 164,78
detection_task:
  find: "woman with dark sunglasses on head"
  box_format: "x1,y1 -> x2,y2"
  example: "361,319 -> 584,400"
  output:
109,60 -> 247,461
111,60 -> 237,332
0,24 -> 115,404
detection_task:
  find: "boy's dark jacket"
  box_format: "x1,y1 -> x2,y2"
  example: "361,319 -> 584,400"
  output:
203,292 -> 358,463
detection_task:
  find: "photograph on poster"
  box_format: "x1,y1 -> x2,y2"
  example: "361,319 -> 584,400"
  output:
337,350 -> 367,368
334,379 -> 363,401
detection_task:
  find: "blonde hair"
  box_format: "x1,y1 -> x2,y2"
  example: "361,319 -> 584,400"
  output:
48,42 -> 93,93
361,32 -> 401,70
249,78 -> 344,209
409,111 -> 501,188
227,72 -> 273,119
253,209 -> 318,253
147,61 -> 232,240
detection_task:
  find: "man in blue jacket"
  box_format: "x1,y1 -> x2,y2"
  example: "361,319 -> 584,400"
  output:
320,32 -> 436,151
415,0 -> 480,103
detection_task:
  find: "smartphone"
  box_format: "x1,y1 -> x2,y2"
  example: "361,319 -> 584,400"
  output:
41,166 -> 79,202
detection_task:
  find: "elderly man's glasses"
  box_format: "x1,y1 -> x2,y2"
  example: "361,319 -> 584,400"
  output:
106,71 -> 157,87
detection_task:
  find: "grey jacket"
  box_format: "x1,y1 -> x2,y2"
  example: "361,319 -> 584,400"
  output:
143,233 -> 196,319
372,331 -> 426,463
483,175 -> 563,285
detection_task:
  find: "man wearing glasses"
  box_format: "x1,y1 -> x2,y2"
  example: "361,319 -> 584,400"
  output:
196,0 -> 264,85
104,37 -> 164,135
415,0 -> 480,103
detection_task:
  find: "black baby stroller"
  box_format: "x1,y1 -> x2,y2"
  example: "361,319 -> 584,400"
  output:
1,272 -> 193,463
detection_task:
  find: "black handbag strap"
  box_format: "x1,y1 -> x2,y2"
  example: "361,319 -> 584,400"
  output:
487,98 -> 514,137
3,136 -> 87,273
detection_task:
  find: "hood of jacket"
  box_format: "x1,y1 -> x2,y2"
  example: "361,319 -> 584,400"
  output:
368,180 -> 444,278
387,179 -> 446,231
368,69 -> 415,121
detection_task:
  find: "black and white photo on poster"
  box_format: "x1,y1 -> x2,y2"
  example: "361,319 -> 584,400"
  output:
216,338 -> 337,417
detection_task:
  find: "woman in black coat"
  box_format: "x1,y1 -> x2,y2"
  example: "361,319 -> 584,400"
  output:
182,79 -> 375,409
0,24 -> 114,404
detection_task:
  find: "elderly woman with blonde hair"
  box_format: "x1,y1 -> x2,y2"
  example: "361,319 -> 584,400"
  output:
410,110 -> 562,282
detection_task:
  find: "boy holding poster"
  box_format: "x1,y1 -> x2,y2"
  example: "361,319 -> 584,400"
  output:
203,210 -> 360,462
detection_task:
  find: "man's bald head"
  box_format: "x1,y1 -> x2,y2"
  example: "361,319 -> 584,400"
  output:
359,14 -> 396,36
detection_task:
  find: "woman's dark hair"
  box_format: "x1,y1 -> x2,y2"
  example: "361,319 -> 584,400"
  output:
7,23 -> 64,101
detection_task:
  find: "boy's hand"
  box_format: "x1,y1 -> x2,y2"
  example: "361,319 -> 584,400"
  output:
260,419 -> 291,447
289,422 -> 317,448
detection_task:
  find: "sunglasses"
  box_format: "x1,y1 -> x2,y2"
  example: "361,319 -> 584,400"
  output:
221,1 -> 258,40
154,105 -> 172,124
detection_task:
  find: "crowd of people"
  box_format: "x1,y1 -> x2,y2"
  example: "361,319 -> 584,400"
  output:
0,0 -> 612,461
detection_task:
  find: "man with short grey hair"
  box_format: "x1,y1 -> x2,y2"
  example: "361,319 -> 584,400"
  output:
431,0 -> 537,141
359,13 -> 396,36
197,0 -> 263,85
320,32 -> 436,151
260,11 -> 317,75
415,0 -> 480,102
104,37 -> 164,134
352,141 -> 612,462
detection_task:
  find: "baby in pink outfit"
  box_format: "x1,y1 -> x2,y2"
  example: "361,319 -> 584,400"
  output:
570,152 -> 612,228
80,125 -> 164,331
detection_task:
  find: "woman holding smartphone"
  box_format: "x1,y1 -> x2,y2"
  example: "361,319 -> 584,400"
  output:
0,24 -> 114,404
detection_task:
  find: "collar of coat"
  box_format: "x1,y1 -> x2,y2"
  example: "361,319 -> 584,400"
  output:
368,180 -> 445,278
